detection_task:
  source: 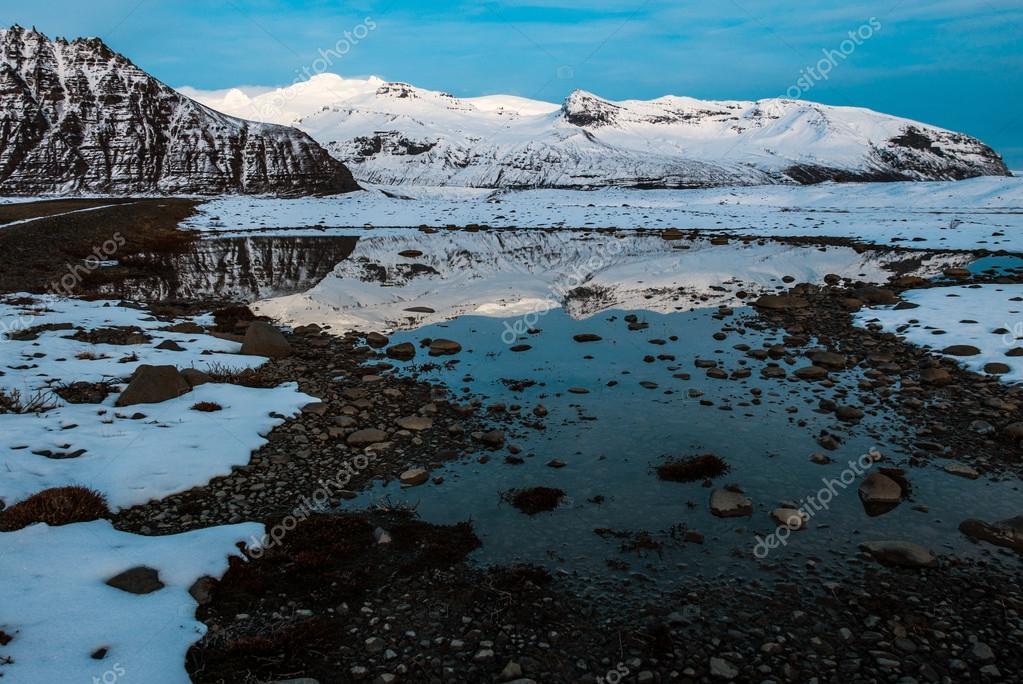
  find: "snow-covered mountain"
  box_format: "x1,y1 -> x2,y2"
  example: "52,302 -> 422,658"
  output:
0,26 -> 359,196
184,73 -> 1010,189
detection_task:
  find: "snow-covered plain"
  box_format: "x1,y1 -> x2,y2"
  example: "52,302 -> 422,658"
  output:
0,296 -> 315,509
256,230 -> 967,333
856,284 -> 1023,382
0,295 -> 311,683
185,176 -> 1023,252
0,520 -> 261,683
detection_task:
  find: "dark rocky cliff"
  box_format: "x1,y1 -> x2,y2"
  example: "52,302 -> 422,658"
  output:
0,26 -> 360,196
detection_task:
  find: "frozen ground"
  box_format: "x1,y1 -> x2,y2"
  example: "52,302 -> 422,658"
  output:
0,295 -> 303,682
185,177 -> 1023,252
0,520 -> 261,683
256,230 -> 966,333
856,284 -> 1023,383
0,296 -> 314,509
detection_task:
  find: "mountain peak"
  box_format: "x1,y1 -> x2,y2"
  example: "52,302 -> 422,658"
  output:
561,89 -> 621,127
0,25 -> 360,195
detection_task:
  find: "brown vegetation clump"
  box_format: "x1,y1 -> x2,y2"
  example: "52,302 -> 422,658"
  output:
191,401 -> 223,412
656,453 -> 730,482
0,487 -> 110,531
505,487 -> 566,515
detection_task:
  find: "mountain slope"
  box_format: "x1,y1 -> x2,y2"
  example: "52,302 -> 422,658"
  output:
0,26 -> 360,196
186,73 -> 1010,189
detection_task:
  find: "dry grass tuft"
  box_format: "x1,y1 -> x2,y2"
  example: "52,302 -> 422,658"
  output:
0,388 -> 59,414
191,401 -> 223,412
0,487 -> 110,531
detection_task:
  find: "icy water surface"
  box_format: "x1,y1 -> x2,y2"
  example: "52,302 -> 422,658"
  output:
346,307 -> 1022,593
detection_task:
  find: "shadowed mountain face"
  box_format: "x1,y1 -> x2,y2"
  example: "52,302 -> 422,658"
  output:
0,25 -> 360,196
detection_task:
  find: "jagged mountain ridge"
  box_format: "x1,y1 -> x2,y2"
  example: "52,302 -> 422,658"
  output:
0,26 -> 359,195
187,73 -> 1011,189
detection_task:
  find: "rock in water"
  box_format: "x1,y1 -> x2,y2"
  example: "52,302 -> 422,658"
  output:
399,468 -> 429,486
959,515 -> 1023,552
429,339 -> 462,356
859,541 -> 937,568
241,321 -> 292,359
115,365 -> 191,406
858,471 -> 903,504
0,26 -> 359,195
710,489 -> 752,517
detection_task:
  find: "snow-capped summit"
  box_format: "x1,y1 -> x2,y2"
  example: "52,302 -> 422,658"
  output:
0,26 -> 360,196
186,72 -> 1010,189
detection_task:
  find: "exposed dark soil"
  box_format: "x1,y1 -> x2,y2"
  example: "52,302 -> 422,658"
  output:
0,198 -> 201,295
0,198 -> 140,224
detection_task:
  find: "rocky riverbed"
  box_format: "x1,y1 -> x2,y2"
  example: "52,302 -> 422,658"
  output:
1,199 -> 1021,683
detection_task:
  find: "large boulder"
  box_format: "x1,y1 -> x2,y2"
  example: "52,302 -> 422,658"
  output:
115,365 -> 191,406
241,321 -> 292,359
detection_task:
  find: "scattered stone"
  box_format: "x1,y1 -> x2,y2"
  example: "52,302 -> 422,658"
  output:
396,415 -> 433,431
347,429 -> 389,446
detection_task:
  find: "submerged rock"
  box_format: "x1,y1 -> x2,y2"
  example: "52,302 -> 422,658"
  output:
860,541 -> 937,568
710,488 -> 752,518
959,515 -> 1023,552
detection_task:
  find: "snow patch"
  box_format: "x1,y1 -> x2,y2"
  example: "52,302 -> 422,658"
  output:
854,284 -> 1023,383
0,520 -> 261,683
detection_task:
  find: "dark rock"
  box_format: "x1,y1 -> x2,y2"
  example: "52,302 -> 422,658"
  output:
241,321 -> 292,359
106,566 -> 164,594
115,365 -> 190,406
0,26 -> 359,196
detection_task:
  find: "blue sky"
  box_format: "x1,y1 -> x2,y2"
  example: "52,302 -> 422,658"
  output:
10,0 -> 1023,167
